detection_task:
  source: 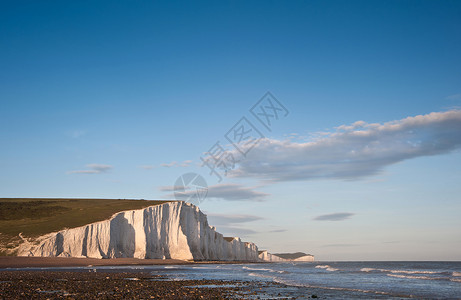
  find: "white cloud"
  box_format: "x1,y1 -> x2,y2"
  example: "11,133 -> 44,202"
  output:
314,212 -> 355,221
68,164 -> 113,174
229,110 -> 461,182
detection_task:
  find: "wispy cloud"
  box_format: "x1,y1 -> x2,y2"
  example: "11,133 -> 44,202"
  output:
180,160 -> 193,167
204,213 -> 263,237
269,229 -> 287,233
68,164 -> 113,174
215,226 -> 258,236
207,183 -> 269,201
160,161 -> 178,167
206,213 -> 264,225
159,183 -> 269,201
158,185 -> 177,192
446,93 -> 461,100
313,212 -> 355,221
229,110 -> 461,182
160,160 -> 193,168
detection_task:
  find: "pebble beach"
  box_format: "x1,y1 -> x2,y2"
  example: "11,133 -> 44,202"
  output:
0,270 -> 306,299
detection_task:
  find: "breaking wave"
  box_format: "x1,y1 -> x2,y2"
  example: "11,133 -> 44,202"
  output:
315,265 -> 339,272
360,268 -> 376,272
387,273 -> 461,283
360,268 -> 442,275
389,269 -> 439,275
248,272 -> 277,280
387,274 -> 442,280
242,266 -> 287,274
272,278 -> 400,297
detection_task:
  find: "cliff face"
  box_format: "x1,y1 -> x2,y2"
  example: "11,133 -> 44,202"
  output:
258,250 -> 287,262
17,201 -> 258,261
292,255 -> 314,262
259,251 -> 315,262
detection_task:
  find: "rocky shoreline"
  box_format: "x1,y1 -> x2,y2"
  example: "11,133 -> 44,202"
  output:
0,270 -> 314,299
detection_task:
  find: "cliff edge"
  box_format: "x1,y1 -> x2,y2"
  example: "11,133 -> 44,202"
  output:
17,201 -> 258,261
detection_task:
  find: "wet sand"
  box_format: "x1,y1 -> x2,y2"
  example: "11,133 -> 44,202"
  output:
0,257 -> 193,268
0,257 -> 259,268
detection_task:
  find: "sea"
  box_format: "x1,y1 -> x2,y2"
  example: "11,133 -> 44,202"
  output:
8,261 -> 461,298
107,261 -> 460,299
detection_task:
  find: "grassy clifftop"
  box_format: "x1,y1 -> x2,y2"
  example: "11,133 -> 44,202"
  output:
0,198 -> 170,255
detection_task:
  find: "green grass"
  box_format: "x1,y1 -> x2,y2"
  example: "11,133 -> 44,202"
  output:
0,198 -> 171,255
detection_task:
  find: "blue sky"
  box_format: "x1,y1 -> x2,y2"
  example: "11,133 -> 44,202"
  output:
1,0 -> 461,260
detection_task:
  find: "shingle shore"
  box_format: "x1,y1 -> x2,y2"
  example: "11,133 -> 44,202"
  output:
0,270 -> 306,299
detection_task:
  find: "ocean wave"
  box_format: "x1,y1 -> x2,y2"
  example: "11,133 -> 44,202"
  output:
242,266 -> 287,274
387,274 -> 448,281
360,268 -> 376,272
248,272 -> 277,279
315,265 -> 339,272
360,267 -> 440,275
450,278 -> 461,283
453,272 -> 461,277
243,266 -> 273,272
388,269 -> 439,275
273,279 -> 397,297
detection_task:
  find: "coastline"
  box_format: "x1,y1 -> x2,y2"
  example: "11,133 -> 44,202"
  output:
0,257 -> 308,299
0,270 -> 291,299
0,269 -> 305,300
1,260 -> 460,298
0,257 -> 262,269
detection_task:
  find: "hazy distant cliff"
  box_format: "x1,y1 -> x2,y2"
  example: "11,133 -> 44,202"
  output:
273,252 -> 314,262
259,251 -> 314,262
18,201 -> 258,261
258,250 -> 287,262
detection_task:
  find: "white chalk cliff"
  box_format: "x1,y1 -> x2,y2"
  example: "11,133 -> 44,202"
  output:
259,251 -> 315,262
258,250 -> 287,262
291,255 -> 315,262
18,201 -> 258,261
